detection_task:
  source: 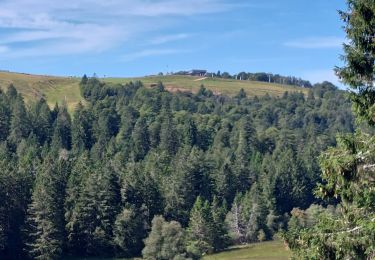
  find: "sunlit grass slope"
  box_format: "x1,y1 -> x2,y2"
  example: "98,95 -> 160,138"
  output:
104,75 -> 308,97
0,72 -> 308,112
204,240 -> 291,260
0,71 -> 82,111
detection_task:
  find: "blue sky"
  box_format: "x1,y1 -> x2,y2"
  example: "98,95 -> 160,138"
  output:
0,0 -> 347,85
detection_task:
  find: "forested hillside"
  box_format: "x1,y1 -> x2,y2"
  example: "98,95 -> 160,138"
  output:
0,77 -> 353,259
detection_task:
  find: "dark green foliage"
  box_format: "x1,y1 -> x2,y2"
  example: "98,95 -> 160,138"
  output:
284,1 -> 375,258
8,96 -> 30,146
0,74 -> 355,258
225,183 -> 270,244
24,155 -> 68,260
336,0 -> 375,125
66,162 -> 120,256
0,91 -> 10,141
51,103 -> 72,150
30,98 -> 53,145
131,116 -> 150,160
71,102 -> 94,152
113,206 -> 147,257
186,197 -> 215,257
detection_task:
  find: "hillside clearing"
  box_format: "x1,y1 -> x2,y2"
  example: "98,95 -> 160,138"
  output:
0,72 -> 308,113
203,240 -> 291,260
104,75 -> 308,97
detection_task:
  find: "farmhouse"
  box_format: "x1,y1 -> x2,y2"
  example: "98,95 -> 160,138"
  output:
187,69 -> 207,76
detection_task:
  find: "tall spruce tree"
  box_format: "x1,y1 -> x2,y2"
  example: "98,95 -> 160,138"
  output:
285,1 -> 375,258
24,155 -> 68,259
186,197 -> 214,258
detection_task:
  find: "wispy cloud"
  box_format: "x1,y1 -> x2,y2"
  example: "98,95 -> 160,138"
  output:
284,36 -> 344,49
0,0 -> 236,59
0,45 -> 9,54
122,48 -> 191,62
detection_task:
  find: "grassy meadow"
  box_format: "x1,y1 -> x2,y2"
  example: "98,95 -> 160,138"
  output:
0,71 -> 82,112
104,75 -> 308,97
0,71 -> 308,113
204,240 -> 291,260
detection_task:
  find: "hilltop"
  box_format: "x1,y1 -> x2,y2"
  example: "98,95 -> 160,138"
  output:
0,71 -> 309,111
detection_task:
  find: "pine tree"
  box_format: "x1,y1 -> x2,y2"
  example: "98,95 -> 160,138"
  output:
210,197 -> 230,251
186,197 -> 214,257
51,103 -> 72,150
71,102 -> 93,152
159,109 -> 178,155
233,115 -> 256,192
131,116 -> 150,161
8,96 -> 30,146
214,160 -> 236,204
336,0 -> 375,125
0,143 -> 17,258
30,98 -> 53,145
285,1 -> 375,258
113,206 -> 147,257
164,147 -> 212,225
68,163 -> 120,256
65,152 -> 92,254
183,118 -> 197,146
24,155 -> 68,260
0,91 -> 10,141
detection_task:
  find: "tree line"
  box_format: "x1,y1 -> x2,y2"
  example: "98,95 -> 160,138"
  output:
174,70 -> 312,88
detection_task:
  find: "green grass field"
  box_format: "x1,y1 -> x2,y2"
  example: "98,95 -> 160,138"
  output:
104,75 -> 308,97
204,240 -> 291,260
0,72 -> 308,113
0,71 -> 82,112
65,240 -> 290,260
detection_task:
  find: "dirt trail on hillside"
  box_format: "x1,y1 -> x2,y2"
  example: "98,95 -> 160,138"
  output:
193,77 -> 207,81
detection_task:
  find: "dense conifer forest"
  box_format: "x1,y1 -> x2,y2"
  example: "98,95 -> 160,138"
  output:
0,77 -> 354,259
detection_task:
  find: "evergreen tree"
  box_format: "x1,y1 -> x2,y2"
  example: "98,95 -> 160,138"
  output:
113,206 -> 147,257
30,98 -> 53,145
159,109 -> 178,155
65,152 -> 92,254
131,116 -> 150,161
210,197 -> 230,251
8,97 -> 30,146
233,115 -> 256,192
71,102 -> 93,152
336,0 -> 375,125
51,103 -> 72,150
24,155 -> 68,260
0,92 -> 10,141
285,1 -> 375,258
68,163 -> 120,256
186,197 -> 214,258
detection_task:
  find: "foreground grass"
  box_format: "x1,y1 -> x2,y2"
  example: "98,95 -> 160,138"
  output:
204,240 -> 290,260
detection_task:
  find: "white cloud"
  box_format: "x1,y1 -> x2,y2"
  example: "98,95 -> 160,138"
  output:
122,48 -> 190,62
0,0 -> 235,58
284,36 -> 344,49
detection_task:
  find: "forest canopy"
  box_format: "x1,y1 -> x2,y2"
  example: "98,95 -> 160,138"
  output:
0,77 -> 354,259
